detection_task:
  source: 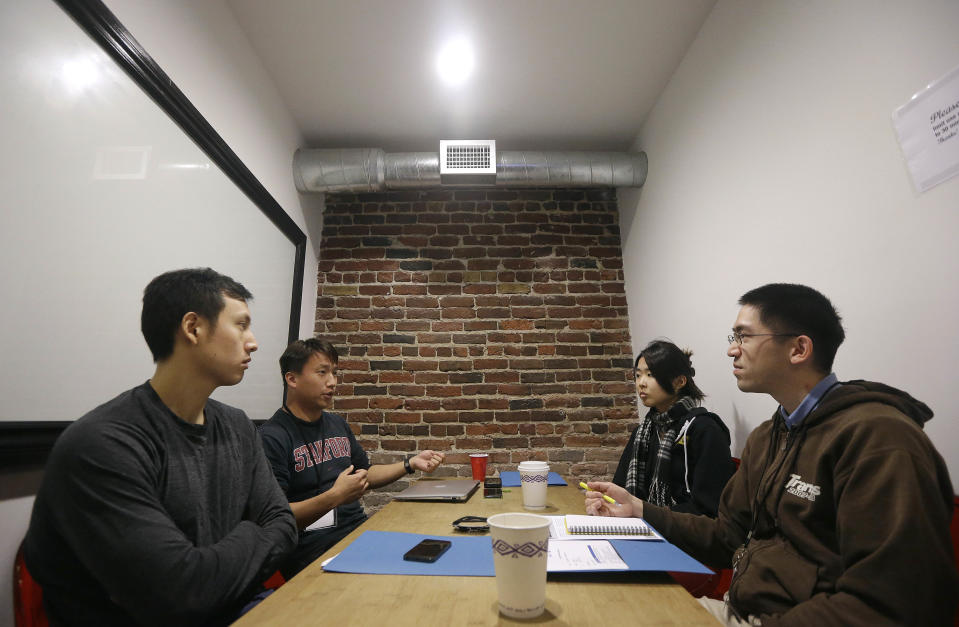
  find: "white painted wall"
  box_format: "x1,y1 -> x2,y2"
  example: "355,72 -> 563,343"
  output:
0,1 -> 320,625
104,0 -> 324,313
620,0 -> 959,485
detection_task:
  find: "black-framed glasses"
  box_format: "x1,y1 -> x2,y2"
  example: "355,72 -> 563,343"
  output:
727,332 -> 799,345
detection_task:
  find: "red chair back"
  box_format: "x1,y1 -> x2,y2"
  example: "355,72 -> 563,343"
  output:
671,458 -> 742,599
14,542 -> 49,627
262,570 -> 286,590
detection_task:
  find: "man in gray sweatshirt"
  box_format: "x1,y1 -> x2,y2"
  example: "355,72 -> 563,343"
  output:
25,268 -> 297,626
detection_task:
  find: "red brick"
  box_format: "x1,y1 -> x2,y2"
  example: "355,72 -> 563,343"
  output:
405,308 -> 441,319
334,398 -> 369,409
463,321 -> 496,331
455,437 -> 492,449
326,321 -> 360,332
438,360 -> 473,372
377,371 -> 413,383
441,307 -> 476,319
394,285 -> 428,295
341,373 -> 377,384
370,296 -> 403,308
381,439 -> 417,450
384,384 -> 422,396
531,436 -> 564,447
472,358 -> 508,370
442,398 -> 477,410
500,320 -> 534,330
456,412 -> 495,423
403,359 -> 438,371
422,411 -> 458,423
405,296 -> 439,308
405,399 -> 441,411
463,284 -> 496,294
510,359 -> 544,370
512,306 -> 547,319
426,385 -> 463,397
483,371 -> 518,384
414,372 -> 448,384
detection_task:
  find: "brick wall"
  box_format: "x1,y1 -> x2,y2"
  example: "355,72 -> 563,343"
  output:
315,188 -> 637,511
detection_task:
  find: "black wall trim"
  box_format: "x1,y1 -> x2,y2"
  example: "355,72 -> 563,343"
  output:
0,0 -> 308,469
0,422 -> 70,467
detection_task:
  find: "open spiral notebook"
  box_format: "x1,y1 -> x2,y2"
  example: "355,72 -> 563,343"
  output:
547,515 -> 665,541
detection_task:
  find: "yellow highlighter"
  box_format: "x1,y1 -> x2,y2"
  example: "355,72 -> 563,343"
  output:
579,482 -> 617,504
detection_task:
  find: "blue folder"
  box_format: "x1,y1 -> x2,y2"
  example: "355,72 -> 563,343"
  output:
322,530 -> 712,576
499,471 -> 567,487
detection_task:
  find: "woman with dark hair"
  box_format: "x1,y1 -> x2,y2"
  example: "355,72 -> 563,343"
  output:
612,340 -> 735,517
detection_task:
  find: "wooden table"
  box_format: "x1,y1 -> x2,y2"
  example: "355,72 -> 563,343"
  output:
236,479 -> 718,626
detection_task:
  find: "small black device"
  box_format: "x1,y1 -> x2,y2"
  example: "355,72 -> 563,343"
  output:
452,516 -> 489,533
483,477 -> 502,498
403,539 -> 452,563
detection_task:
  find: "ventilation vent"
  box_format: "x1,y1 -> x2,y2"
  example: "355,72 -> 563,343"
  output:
440,140 -> 496,174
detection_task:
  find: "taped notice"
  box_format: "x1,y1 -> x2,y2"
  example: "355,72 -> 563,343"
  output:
892,63 -> 959,193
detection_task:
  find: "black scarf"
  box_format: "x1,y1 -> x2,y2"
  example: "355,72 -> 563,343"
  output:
625,396 -> 699,507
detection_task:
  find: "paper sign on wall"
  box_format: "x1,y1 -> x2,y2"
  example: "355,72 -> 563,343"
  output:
892,63 -> 959,193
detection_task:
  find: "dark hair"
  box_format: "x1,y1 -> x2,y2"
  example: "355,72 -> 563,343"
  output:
141,268 -> 252,363
635,340 -> 705,401
279,338 -> 340,388
738,283 -> 845,373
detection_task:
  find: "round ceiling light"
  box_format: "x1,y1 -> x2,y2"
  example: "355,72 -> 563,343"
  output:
436,37 -> 475,87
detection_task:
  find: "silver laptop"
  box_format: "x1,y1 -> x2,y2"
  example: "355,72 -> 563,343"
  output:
394,479 -> 480,502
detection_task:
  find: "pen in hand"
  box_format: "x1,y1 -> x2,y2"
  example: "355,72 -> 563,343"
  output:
579,482 -> 617,504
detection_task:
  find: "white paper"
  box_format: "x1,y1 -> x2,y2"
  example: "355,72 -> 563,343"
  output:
547,540 -> 628,572
892,63 -> 959,192
305,509 -> 336,532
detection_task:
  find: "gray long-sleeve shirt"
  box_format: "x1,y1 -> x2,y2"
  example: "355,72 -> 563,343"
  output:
24,382 -> 297,626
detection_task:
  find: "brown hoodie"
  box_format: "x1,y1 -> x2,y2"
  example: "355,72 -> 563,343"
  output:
644,380 -> 958,626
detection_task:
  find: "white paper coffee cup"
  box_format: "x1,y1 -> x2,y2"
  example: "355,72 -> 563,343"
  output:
517,461 -> 549,510
487,512 -> 550,619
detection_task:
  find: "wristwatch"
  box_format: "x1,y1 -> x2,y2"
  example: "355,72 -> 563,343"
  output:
403,456 -> 414,474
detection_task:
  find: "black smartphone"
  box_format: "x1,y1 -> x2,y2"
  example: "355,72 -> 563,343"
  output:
403,539 -> 452,563
483,477 -> 502,498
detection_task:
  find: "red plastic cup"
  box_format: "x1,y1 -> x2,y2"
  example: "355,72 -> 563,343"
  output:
469,453 -> 489,480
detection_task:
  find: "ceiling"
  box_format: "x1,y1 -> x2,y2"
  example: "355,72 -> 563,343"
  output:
227,0 -> 716,153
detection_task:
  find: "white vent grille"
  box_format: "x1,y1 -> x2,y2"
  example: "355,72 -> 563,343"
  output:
440,140 -> 496,174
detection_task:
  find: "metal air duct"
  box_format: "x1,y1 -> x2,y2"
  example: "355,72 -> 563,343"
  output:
293,147 -> 647,192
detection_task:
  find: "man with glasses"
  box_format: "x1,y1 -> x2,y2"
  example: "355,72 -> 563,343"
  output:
586,283 -> 956,626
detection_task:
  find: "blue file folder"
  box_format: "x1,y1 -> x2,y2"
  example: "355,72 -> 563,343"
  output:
322,530 -> 713,576
499,471 -> 567,487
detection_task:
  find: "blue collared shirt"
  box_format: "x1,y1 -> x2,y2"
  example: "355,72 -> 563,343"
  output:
778,372 -> 839,430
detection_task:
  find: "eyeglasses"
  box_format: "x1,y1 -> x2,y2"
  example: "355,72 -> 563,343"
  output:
727,332 -> 799,345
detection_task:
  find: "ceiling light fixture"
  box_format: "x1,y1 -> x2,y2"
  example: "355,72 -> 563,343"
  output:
60,56 -> 100,94
435,36 -> 475,87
